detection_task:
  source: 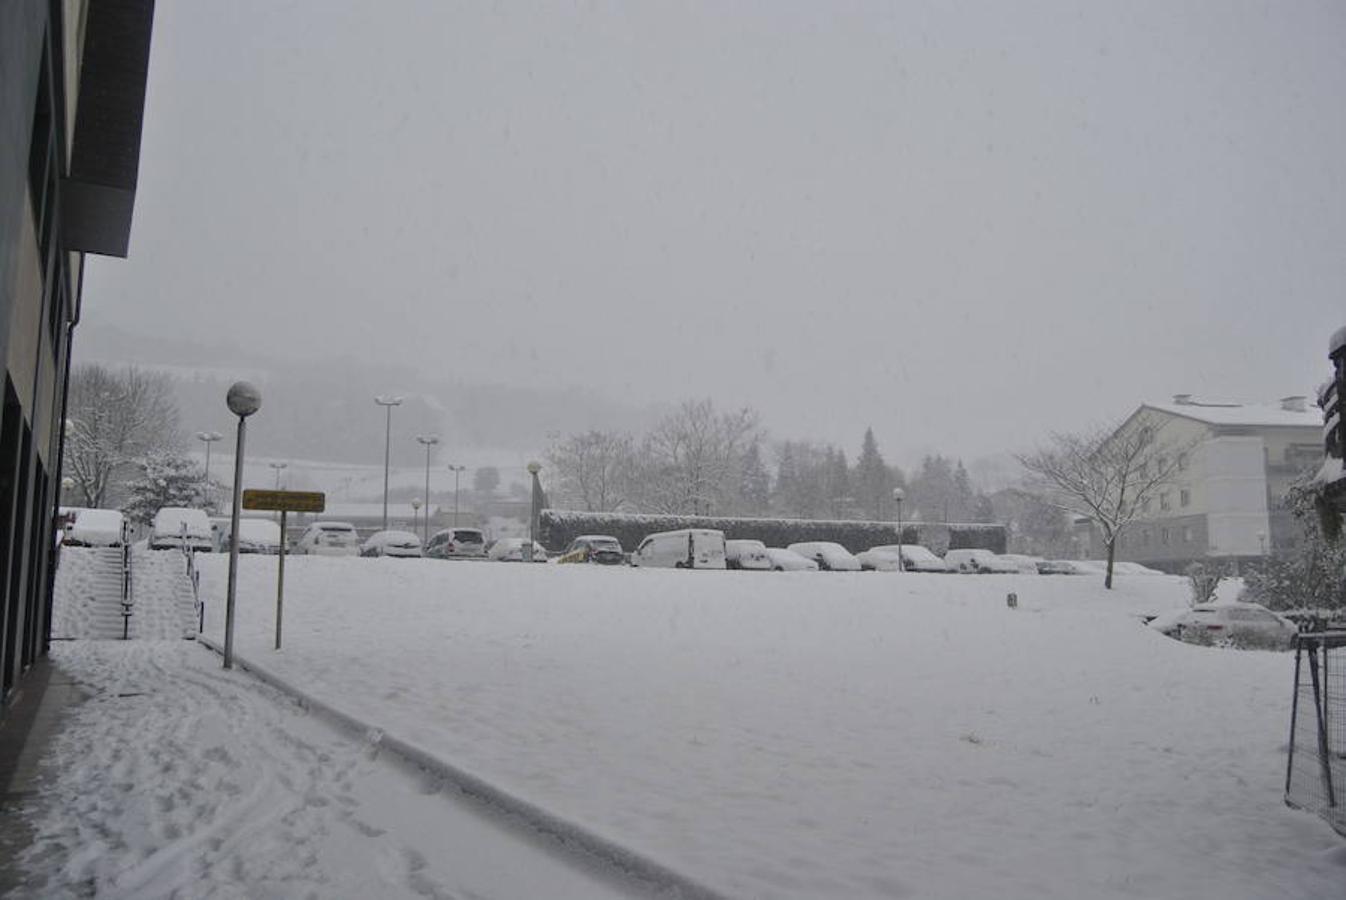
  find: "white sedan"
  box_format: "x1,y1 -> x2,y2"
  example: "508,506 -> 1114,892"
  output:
786,542 -> 862,572
764,547 -> 820,572
488,537 -> 548,562
360,530 -> 423,558
1148,602 -> 1297,649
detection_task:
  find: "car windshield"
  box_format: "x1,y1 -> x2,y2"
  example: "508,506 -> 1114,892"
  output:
21,7 -> 1344,900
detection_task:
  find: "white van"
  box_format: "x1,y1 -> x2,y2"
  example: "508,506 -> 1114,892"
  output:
149,507 -> 214,551
631,529 -> 727,569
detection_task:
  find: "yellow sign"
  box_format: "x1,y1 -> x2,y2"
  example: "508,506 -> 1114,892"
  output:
241,489 -> 326,513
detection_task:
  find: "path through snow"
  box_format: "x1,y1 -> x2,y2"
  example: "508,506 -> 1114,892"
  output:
5,640 -> 642,900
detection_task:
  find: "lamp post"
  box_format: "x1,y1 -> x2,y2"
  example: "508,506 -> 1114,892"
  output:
1258,530 -> 1267,561
223,381 -> 262,670
375,396 -> 403,531
447,463 -> 466,526
525,461 -> 542,562
269,462 -> 288,524
196,431 -> 223,509
411,497 -> 422,538
892,487 -> 906,572
416,435 -> 439,544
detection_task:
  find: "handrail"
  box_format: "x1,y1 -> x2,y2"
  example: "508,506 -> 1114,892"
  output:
120,520 -> 133,639
180,522 -> 203,633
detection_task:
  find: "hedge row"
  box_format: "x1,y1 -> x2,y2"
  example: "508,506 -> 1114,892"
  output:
539,509 -> 1006,556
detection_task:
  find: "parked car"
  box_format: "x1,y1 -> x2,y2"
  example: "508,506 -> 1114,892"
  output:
763,547 -> 820,571
1148,602 -> 1297,649
293,521 -> 361,556
995,553 -> 1044,574
425,527 -> 487,559
361,530 -> 423,558
487,537 -> 548,562
1037,559 -> 1083,575
787,542 -> 861,572
1112,561 -> 1167,576
725,539 -> 772,571
149,507 -> 214,552
631,529 -> 728,569
943,549 -> 1018,573
855,547 -> 903,571
556,534 -> 625,565
227,518 -> 283,554
62,508 -> 126,547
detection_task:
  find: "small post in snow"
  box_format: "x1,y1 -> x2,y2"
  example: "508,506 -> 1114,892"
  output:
241,488 -> 324,655
276,509 -> 286,650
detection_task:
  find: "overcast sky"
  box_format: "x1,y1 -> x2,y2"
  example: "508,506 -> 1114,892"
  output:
83,1 -> 1346,464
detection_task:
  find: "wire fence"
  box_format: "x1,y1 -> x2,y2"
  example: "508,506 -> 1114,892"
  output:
1286,631 -> 1346,838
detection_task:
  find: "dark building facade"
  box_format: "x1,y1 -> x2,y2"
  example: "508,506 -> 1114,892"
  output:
0,0 -> 154,710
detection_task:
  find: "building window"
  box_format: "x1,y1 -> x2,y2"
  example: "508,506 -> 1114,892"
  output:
1178,452 -> 1189,471
1161,527 -> 1170,545
1182,526 -> 1193,544
1160,492 -> 1171,512
1180,489 -> 1190,508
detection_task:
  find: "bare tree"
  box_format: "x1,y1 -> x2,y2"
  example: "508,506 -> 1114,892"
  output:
546,430 -> 636,512
634,399 -> 759,515
1016,417 -> 1192,588
63,365 -> 180,508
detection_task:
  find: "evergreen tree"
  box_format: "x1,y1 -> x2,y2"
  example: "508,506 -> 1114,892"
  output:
738,439 -> 771,515
854,427 -> 893,520
121,450 -> 206,525
826,448 -> 851,517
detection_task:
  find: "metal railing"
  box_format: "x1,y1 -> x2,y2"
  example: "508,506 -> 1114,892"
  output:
180,522 -> 203,634
1286,630 -> 1346,838
120,520 -> 133,639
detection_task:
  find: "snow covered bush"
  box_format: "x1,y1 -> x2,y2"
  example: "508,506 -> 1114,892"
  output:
1241,477 -> 1346,614
1185,562 -> 1224,608
121,450 -> 207,525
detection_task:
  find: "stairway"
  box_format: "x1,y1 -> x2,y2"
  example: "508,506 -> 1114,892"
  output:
51,546 -> 130,639
128,547 -> 199,639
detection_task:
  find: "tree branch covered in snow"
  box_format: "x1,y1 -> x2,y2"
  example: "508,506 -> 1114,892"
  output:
1017,416 -> 1194,588
63,365 -> 181,509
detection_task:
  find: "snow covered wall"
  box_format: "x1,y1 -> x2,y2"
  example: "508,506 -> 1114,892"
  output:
539,509 -> 1006,555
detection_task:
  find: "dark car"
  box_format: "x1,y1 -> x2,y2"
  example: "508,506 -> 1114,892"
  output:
557,534 -> 625,565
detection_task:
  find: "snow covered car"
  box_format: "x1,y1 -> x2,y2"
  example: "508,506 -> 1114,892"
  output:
855,547 -> 903,571
62,508 -> 126,547
293,521 -> 361,556
226,518 -> 283,554
487,537 -> 548,562
787,542 -> 861,572
1112,561 -> 1166,576
943,549 -> 1018,574
725,539 -> 772,570
631,529 -> 727,569
995,554 -> 1044,574
557,534 -> 625,565
149,507 -> 214,552
361,530 -> 423,558
425,527 -> 487,559
1036,559 -> 1092,575
764,547 -> 819,571
1148,602 -> 1297,649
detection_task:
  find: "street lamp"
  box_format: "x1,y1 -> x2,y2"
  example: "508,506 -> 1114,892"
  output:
223,381 -> 262,671
196,431 -> 223,509
269,461 -> 288,489
375,395 -> 403,531
892,487 -> 906,572
411,497 -> 422,537
1258,530 -> 1267,560
416,435 -> 440,544
447,463 -> 466,526
525,461 -> 542,562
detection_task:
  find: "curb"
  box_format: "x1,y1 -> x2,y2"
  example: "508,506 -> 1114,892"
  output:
194,636 -> 730,900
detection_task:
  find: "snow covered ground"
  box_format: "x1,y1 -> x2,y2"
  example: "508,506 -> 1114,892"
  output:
7,641 -> 643,899
185,558 -> 1346,899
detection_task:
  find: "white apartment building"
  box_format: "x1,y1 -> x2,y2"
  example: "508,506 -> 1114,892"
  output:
1093,395 -> 1322,570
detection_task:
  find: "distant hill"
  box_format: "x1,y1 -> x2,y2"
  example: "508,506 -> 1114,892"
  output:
74,319 -> 660,465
